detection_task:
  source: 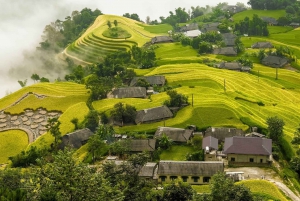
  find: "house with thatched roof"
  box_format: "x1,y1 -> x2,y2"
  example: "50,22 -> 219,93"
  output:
245,132 -> 266,138
213,47 -> 237,56
154,127 -> 193,143
180,23 -> 199,32
157,161 -> 224,184
224,5 -> 246,14
290,22 -> 300,28
135,105 -> 173,124
130,76 -> 166,87
184,30 -> 202,38
261,55 -> 288,68
251,42 -> 273,49
128,139 -> 156,152
205,127 -> 244,142
151,36 -> 174,44
108,87 -> 146,99
261,17 -> 278,26
138,162 -> 158,180
218,62 -> 251,72
201,23 -> 220,33
222,33 -> 237,47
59,128 -> 93,149
223,136 -> 272,165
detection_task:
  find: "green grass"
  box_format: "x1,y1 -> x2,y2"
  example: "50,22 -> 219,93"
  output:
155,43 -> 198,59
0,130 -> 28,164
270,29 -> 300,48
102,27 -> 131,39
237,180 -> 289,201
268,26 -> 294,34
160,145 -> 196,161
232,10 -> 286,23
192,185 -> 210,193
139,24 -> 172,34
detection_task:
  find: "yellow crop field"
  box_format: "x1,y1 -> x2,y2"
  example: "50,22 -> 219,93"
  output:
0,130 -> 28,164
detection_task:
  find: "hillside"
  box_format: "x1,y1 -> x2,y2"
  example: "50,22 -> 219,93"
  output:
65,15 -> 161,64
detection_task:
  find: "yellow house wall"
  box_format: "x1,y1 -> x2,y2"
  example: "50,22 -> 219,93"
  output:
228,154 -> 269,163
158,175 -> 211,185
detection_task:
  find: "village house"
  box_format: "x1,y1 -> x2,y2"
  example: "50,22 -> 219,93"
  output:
151,36 -> 174,44
130,76 -> 166,87
205,127 -> 244,142
223,136 -> 272,166
201,23 -> 220,33
59,128 -> 93,149
261,17 -> 278,26
184,30 -> 202,38
108,87 -> 146,99
251,42 -> 273,49
290,22 -> 300,28
128,139 -> 156,152
224,5 -> 246,14
135,105 -> 173,124
180,23 -> 199,32
218,62 -> 251,72
221,33 -> 237,47
154,126 -> 193,143
202,136 -> 219,161
261,55 -> 288,68
157,160 -> 224,184
213,47 -> 237,56
138,162 -> 158,181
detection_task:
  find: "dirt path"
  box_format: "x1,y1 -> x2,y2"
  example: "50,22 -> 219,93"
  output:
226,167 -> 300,201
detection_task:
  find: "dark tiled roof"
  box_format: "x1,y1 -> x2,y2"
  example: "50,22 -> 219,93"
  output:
219,62 -> 243,70
109,87 -> 146,99
138,162 -> 158,178
222,33 -> 237,46
180,23 -> 199,32
158,161 -> 224,176
130,76 -> 166,86
205,127 -> 244,142
202,136 -> 218,150
223,136 -> 272,155
129,139 -> 156,152
213,47 -> 237,56
151,36 -> 174,44
135,105 -> 173,124
251,42 -> 273,49
154,127 -> 193,142
262,56 -> 288,68
59,128 -> 93,149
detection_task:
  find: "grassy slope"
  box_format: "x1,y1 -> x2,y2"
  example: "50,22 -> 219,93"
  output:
66,15 -> 159,63
138,23 -> 172,34
0,130 -> 28,164
232,10 -> 286,22
160,145 -> 196,161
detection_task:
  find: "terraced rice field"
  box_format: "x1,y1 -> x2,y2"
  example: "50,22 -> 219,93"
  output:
0,130 -> 28,164
65,15 -> 158,63
232,10 -> 286,23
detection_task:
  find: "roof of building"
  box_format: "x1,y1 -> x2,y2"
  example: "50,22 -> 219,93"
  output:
223,136 -> 272,155
245,132 -> 266,138
251,42 -> 273,49
138,162 -> 158,178
290,22 -> 300,26
201,23 -> 220,33
184,30 -> 202,38
219,62 -> 243,71
224,5 -> 246,13
135,105 -> 173,124
130,76 -> 166,86
202,136 -> 219,150
158,161 -> 224,176
205,127 -> 244,142
261,17 -> 278,25
213,47 -> 237,56
128,139 -> 156,152
222,33 -> 237,46
151,36 -> 174,44
59,128 -> 93,149
180,23 -> 199,32
262,55 -> 288,68
154,127 -> 193,142
108,87 -> 146,99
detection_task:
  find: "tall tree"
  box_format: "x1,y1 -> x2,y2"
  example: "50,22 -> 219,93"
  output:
46,117 -> 61,150
31,73 -> 40,83
266,116 -> 285,145
114,20 -> 118,27
107,20 -> 112,29
158,133 -> 173,150
163,180 -> 194,201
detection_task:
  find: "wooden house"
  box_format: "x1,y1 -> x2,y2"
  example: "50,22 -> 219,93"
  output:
157,161 -> 224,184
128,139 -> 156,152
59,128 -> 93,149
108,87 -> 146,99
223,136 -> 272,165
180,23 -> 199,32
154,127 -> 193,143
130,76 -> 166,87
222,33 -> 237,47
262,55 -> 288,68
213,47 -> 237,56
251,42 -> 273,49
135,106 -> 173,124
151,36 -> 174,44
138,162 -> 158,181
205,127 -> 244,142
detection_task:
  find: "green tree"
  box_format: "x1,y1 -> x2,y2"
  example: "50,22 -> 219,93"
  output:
31,73 -> 40,83
87,134 -> 105,162
290,156 -> 300,174
292,124 -> 300,145
266,116 -> 285,145
107,20 -> 112,29
199,42 -> 213,54
163,180 -> 194,201
40,77 -> 50,82
85,110 -> 99,132
18,79 -> 27,88
46,117 -> 62,150
110,103 -> 137,125
158,133 -> 173,150
71,118 -> 79,130
136,78 -> 150,87
164,90 -> 188,107
114,19 -> 118,27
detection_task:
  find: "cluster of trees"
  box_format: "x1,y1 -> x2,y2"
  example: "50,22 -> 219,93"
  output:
123,13 -> 141,21
107,19 -> 118,29
110,103 -> 137,125
234,14 -> 269,36
247,0 -> 297,10
163,90 -> 188,108
160,7 -> 190,29
257,46 -> 295,63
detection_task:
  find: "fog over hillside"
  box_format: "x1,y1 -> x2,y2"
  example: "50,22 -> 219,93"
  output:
0,0 -> 248,98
